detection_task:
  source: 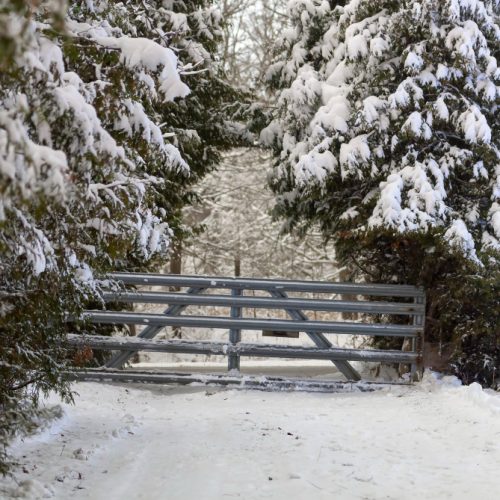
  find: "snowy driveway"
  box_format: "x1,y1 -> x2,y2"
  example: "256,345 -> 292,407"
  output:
2,376 -> 500,500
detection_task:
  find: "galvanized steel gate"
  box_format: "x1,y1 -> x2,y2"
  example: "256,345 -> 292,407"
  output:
68,273 -> 426,388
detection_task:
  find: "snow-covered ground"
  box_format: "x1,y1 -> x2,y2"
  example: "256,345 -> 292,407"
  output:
2,372 -> 500,500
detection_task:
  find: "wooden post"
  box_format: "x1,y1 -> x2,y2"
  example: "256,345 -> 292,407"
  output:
411,294 -> 425,381
228,288 -> 242,372
170,238 -> 182,339
234,253 -> 241,278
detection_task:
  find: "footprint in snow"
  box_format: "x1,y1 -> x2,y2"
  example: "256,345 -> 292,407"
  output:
72,448 -> 89,461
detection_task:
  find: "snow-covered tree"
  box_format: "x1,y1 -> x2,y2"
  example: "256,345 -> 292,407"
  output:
147,0 -> 253,277
0,0 -> 242,472
264,0 -> 499,384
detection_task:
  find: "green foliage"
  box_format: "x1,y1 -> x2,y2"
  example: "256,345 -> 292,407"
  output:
265,0 -> 499,386
1,0 -> 247,474
0,226 -> 85,474
447,265 -> 499,389
157,8 -> 253,240
332,228 -> 500,387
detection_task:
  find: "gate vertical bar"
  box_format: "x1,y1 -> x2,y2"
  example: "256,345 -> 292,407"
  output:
228,288 -> 242,372
411,293 -> 425,381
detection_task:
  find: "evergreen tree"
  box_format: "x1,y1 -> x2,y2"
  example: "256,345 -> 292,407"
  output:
0,0 -> 243,473
123,1 -> 251,244
264,0 -> 499,385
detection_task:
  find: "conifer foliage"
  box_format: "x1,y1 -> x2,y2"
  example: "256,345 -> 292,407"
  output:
0,0 -> 238,473
264,0 -> 499,385
138,0 -> 250,242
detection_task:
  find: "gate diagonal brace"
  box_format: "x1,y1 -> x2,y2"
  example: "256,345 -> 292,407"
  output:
105,286 -> 207,369
269,289 -> 361,381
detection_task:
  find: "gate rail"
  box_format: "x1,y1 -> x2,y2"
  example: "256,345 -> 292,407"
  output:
68,273 -> 426,383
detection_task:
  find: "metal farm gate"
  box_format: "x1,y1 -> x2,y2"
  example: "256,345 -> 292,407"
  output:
68,273 -> 426,391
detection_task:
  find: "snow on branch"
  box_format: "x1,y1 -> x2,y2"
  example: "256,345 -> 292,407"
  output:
267,0 -> 500,258
94,36 -> 190,101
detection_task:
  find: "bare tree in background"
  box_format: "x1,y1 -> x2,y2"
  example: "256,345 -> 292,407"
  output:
219,0 -> 288,92
183,148 -> 341,282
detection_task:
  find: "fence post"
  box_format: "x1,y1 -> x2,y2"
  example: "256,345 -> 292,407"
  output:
411,293 -> 425,381
228,288 -> 242,372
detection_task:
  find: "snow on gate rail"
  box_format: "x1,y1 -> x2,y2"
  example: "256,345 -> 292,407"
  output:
67,273 -> 426,390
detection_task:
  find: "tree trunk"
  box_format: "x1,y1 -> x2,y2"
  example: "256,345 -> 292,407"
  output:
234,252 -> 241,277
170,239 -> 182,277
339,267 -> 358,320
